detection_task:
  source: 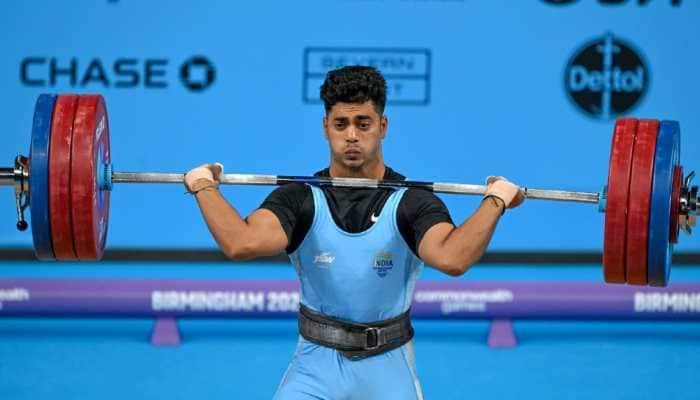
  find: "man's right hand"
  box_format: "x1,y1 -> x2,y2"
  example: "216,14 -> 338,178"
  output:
184,163 -> 224,193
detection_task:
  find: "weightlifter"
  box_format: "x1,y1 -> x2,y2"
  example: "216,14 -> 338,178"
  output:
184,66 -> 524,399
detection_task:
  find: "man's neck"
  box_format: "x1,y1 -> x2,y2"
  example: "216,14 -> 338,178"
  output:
329,161 -> 386,180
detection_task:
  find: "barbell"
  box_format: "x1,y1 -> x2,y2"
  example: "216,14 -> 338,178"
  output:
1,94 -> 697,287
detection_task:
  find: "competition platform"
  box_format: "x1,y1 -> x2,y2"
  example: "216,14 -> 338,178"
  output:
1,261 -> 699,400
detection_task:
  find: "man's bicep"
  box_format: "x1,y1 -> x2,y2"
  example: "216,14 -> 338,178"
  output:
245,208 -> 289,256
399,189 -> 454,255
258,183 -> 308,244
417,222 -> 454,268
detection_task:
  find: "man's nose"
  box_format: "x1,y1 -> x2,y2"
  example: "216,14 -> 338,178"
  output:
345,127 -> 359,141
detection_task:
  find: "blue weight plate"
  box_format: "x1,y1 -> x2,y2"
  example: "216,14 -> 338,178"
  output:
647,120 -> 680,287
29,94 -> 57,260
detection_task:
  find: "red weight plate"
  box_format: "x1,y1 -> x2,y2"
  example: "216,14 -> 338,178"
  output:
626,119 -> 659,285
603,118 -> 638,283
49,94 -> 79,260
70,95 -> 111,261
670,166 -> 682,244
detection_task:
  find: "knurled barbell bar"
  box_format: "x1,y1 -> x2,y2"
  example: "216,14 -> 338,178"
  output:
0,94 -> 697,287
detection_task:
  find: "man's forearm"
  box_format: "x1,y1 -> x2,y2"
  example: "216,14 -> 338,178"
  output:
193,189 -> 250,258
439,198 -> 504,273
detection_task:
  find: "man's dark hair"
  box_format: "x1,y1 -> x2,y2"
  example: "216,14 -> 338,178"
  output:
320,66 -> 387,115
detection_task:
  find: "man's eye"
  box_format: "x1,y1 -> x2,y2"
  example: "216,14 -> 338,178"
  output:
335,123 -> 345,129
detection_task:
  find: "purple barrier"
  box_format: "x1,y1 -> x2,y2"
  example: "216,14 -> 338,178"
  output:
1,279 -> 699,347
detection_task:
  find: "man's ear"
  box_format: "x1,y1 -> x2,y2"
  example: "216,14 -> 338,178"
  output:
323,116 -> 330,140
379,115 -> 388,139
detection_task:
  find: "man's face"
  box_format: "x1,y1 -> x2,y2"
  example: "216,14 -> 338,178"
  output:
323,101 -> 387,170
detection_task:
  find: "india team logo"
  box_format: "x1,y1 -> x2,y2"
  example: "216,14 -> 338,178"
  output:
373,252 -> 394,277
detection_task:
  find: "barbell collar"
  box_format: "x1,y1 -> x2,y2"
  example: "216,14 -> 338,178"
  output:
1,157 -> 30,190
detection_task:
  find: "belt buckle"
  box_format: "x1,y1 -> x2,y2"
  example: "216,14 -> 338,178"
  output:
364,327 -> 380,350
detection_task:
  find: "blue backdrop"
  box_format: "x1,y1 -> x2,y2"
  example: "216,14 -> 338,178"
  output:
1,0 -> 697,252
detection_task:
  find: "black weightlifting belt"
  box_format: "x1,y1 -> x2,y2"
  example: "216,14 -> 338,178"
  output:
298,304 -> 414,360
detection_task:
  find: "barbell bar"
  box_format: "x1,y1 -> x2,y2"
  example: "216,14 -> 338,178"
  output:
1,165 -> 602,203
109,172 -> 602,203
1,94 -> 697,287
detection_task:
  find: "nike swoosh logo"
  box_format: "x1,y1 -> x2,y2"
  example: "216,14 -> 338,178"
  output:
370,213 -> 379,223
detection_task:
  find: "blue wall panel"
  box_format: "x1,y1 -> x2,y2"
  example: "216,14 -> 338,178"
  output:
0,0 -> 697,251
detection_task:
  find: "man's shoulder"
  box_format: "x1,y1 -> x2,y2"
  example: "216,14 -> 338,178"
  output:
266,181 -> 311,203
402,186 -> 443,203
384,166 -> 405,181
314,167 -> 330,177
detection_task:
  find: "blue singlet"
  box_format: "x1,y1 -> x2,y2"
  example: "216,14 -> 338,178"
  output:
274,185 -> 424,400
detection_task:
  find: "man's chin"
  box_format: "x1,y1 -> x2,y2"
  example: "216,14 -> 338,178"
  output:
342,158 -> 364,168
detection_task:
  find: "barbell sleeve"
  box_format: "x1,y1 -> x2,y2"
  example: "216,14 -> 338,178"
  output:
0,168 -> 15,186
